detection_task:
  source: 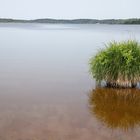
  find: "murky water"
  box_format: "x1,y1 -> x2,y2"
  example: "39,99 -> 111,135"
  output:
0,23 -> 140,140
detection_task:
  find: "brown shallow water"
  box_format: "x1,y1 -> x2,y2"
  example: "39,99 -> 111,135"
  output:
0,24 -> 140,140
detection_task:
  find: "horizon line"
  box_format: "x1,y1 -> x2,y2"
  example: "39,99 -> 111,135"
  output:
0,17 -> 140,20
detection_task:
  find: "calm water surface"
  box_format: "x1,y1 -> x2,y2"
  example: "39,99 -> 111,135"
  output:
0,23 -> 140,140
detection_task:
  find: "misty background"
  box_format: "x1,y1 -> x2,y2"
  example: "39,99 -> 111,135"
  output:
0,0 -> 139,19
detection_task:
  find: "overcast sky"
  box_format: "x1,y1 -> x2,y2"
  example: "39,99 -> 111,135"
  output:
0,0 -> 140,19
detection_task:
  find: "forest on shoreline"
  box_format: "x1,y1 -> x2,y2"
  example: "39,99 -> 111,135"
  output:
0,18 -> 140,24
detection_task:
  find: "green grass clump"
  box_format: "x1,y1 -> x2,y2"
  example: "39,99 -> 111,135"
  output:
89,40 -> 140,88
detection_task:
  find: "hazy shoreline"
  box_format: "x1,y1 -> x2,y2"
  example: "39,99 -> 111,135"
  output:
0,18 -> 140,24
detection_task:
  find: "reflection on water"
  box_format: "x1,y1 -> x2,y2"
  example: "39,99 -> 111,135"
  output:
89,88 -> 140,131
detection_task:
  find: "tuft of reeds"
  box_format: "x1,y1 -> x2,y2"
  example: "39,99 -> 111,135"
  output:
89,40 -> 140,88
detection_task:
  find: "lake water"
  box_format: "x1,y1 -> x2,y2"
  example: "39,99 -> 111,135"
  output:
0,23 -> 140,140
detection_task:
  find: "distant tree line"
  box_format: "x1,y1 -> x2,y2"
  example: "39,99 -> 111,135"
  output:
0,18 -> 140,24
